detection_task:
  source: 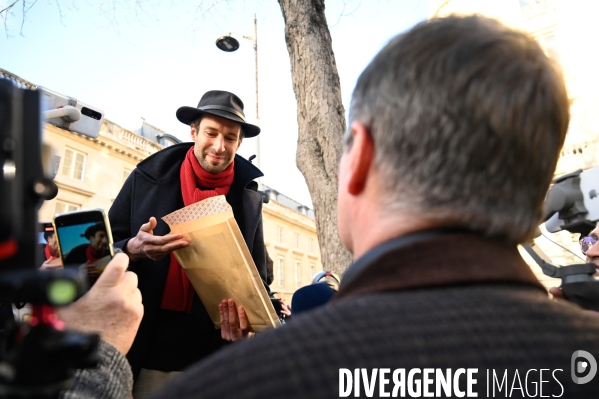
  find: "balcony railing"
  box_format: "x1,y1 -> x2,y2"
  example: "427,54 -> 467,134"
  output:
101,120 -> 163,156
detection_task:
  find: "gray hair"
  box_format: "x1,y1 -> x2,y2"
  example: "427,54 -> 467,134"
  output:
346,15 -> 569,244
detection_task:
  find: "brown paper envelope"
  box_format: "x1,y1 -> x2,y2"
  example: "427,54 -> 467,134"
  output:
170,211 -> 281,332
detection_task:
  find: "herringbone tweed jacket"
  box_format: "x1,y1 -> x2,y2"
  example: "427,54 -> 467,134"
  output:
149,232 -> 599,398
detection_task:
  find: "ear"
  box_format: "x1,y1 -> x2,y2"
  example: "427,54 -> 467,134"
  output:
190,124 -> 197,140
346,121 -> 375,195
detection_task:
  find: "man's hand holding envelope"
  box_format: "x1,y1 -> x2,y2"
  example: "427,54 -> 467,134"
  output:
219,299 -> 255,341
162,195 -> 281,333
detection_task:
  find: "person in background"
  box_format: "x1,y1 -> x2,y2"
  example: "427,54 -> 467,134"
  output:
43,230 -> 59,261
41,229 -> 62,269
549,221 -> 599,309
578,222 -> 599,269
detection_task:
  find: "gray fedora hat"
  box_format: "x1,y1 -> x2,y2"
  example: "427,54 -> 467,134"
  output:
176,90 -> 260,138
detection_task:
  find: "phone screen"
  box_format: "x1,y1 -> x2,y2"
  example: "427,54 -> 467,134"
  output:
53,209 -> 114,286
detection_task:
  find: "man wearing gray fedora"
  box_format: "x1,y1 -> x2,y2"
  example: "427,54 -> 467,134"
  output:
108,90 -> 268,397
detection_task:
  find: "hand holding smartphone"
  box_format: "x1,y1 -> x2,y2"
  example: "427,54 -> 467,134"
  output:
53,209 -> 115,286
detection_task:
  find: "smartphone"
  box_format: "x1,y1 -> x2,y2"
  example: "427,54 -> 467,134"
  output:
53,209 -> 114,286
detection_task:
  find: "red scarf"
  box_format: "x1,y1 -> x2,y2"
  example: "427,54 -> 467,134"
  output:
44,244 -> 59,260
160,146 -> 234,312
86,245 -> 107,263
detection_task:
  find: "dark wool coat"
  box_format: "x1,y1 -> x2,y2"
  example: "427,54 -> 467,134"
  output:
108,142 -> 268,378
64,243 -> 91,265
149,232 -> 599,398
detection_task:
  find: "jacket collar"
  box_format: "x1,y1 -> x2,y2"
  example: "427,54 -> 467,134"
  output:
333,231 -> 546,302
136,142 -> 263,188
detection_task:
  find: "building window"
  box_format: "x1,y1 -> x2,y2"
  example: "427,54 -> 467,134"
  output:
277,257 -> 285,286
294,232 -> 301,249
61,148 -> 87,180
277,226 -> 284,244
55,200 -> 81,215
123,168 -> 132,183
310,263 -> 316,279
295,260 -> 301,288
309,238 -> 315,253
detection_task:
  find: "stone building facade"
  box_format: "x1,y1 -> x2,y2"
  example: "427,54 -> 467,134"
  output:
38,120 -> 164,222
261,186 -> 323,303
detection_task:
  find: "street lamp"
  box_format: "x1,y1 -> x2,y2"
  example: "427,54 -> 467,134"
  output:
215,14 -> 260,175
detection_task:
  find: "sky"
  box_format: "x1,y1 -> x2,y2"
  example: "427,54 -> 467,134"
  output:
1,0 -> 427,206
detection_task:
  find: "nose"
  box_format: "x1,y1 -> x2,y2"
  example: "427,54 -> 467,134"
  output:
212,135 -> 225,153
585,240 -> 599,261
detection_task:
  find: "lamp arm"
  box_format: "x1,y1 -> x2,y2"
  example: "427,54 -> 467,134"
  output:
227,31 -> 254,41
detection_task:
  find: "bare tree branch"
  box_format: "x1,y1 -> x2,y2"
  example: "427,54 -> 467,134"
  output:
54,0 -> 66,27
181,0 -> 230,44
2,0 -> 235,41
0,0 -> 20,15
23,0 -> 37,15
2,13 -> 9,39
1,0 -> 20,38
132,0 -> 154,26
330,0 -> 362,28
196,0 -> 223,14
20,0 -> 38,35
20,0 -> 24,34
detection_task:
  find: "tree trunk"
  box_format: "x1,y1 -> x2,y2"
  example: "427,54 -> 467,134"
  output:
278,0 -> 352,276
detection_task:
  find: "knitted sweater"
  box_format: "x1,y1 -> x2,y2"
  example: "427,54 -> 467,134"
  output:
60,340 -> 132,399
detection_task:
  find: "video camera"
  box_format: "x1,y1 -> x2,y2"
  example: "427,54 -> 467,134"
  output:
0,78 -> 104,397
525,166 -> 599,311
